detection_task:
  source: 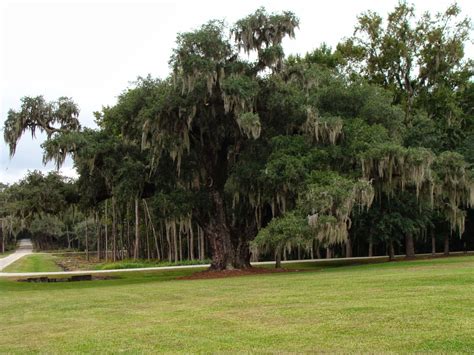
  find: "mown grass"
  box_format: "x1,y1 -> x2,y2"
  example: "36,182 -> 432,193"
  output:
2,254 -> 62,273
1,256 -> 474,353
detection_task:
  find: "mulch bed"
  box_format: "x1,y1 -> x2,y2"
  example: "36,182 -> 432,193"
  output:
17,275 -> 117,283
178,267 -> 304,280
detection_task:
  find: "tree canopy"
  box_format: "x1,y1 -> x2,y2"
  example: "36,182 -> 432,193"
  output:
3,3 -> 473,269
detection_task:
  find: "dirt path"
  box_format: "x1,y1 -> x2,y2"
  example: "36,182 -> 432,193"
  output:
0,239 -> 34,271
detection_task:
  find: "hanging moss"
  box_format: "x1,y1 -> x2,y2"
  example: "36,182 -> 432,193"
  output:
302,107 -> 343,144
237,112 -> 261,139
301,172 -> 374,246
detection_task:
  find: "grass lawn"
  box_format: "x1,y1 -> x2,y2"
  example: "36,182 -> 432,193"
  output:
1,256 -> 474,353
2,254 -> 63,273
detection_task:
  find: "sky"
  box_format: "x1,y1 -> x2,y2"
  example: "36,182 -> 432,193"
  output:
0,0 -> 473,184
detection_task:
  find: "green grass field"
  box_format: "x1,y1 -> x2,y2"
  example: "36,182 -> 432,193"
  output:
1,256 -> 474,353
2,254 -> 62,273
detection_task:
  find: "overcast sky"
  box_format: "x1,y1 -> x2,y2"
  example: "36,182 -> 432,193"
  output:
1,0 -> 473,184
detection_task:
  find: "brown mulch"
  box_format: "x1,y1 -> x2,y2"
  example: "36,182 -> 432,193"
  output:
178,267 -> 304,280
55,255 -> 102,271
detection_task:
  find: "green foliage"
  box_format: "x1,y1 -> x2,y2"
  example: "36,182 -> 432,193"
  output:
4,96 -> 80,156
30,215 -> 64,238
252,211 -> 310,254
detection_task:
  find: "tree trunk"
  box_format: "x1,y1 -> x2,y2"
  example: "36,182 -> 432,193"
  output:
368,239 -> 373,257
112,197 -> 117,262
133,198 -> 140,260
1,220 -> 5,254
85,218 -> 89,261
444,234 -> 450,256
230,220 -> 256,269
126,204 -> 131,258
189,224 -> 195,260
178,227 -> 182,261
143,199 -> 160,260
275,248 -> 282,268
204,190 -> 234,270
431,230 -> 436,256
105,199 -> 109,262
96,212 -> 101,260
388,240 -> 395,261
345,239 -> 352,258
199,226 -> 205,260
326,247 -> 332,259
144,207 -> 150,261
405,233 -> 415,258
316,246 -> 321,259
172,222 -> 178,262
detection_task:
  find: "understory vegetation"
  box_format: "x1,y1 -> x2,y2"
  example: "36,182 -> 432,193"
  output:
1,2 -> 473,270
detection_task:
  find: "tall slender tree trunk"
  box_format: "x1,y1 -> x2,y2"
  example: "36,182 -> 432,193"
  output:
85,218 -> 89,261
167,222 -> 173,262
346,239 -> 352,258
145,216 -> 150,261
388,240 -> 395,261
199,226 -> 205,260
178,226 -> 183,261
444,234 -> 450,256
105,200 -> 109,262
143,199 -> 160,260
1,220 -> 5,254
368,238 -> 373,257
112,197 -> 117,262
326,247 -> 332,259
96,211 -> 101,260
405,233 -> 415,258
173,222 -> 178,262
126,204 -> 131,258
189,224 -> 195,260
66,229 -> 71,250
133,198 -> 140,260
316,247 -> 321,259
431,229 -> 436,256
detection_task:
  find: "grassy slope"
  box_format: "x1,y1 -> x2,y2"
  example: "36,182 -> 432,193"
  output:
1,256 -> 474,353
2,254 -> 63,273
